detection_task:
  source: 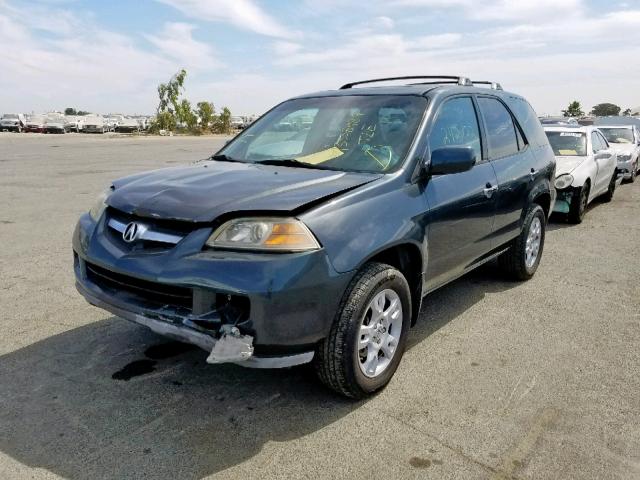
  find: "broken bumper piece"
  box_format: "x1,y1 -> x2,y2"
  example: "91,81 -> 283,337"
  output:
75,279 -> 315,369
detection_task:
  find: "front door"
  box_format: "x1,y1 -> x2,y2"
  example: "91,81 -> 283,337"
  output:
423,96 -> 498,291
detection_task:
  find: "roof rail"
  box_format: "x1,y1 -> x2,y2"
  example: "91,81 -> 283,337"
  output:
339,75 -> 472,89
472,80 -> 503,90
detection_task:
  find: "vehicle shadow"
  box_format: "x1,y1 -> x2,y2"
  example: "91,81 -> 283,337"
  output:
0,263 -> 517,479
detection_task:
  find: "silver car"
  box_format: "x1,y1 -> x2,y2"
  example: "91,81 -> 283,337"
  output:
596,125 -> 640,182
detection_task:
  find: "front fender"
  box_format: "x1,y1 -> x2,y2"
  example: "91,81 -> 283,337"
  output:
568,160 -> 596,188
301,179 -> 427,274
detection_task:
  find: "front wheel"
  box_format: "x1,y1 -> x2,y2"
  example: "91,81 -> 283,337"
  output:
498,204 -> 546,280
629,163 -> 637,183
602,172 -> 617,202
314,262 -> 411,399
568,184 -> 589,224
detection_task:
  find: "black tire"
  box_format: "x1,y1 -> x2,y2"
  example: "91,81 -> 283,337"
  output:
314,262 -> 412,399
568,184 -> 589,224
498,204 -> 546,281
629,163 -> 637,183
602,172 -> 617,202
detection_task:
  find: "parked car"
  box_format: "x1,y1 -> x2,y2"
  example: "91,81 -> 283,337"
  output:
44,113 -> 66,134
73,75 -> 555,398
116,117 -> 140,133
231,116 -> 245,129
25,114 -> 46,133
0,113 -> 26,132
544,126 -> 619,223
595,125 -> 640,182
539,116 -> 579,127
83,115 -> 106,133
64,116 -> 83,133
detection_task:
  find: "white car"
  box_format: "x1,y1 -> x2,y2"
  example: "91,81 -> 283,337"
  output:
596,125 -> 640,183
83,115 -> 106,133
544,126 -> 619,223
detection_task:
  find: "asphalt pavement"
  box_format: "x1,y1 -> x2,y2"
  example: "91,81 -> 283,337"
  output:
0,132 -> 638,479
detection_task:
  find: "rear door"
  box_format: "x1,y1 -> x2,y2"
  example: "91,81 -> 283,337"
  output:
423,96 -> 498,291
476,96 -> 533,249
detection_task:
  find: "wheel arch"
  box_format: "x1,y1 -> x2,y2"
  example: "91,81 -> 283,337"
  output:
364,242 -> 423,327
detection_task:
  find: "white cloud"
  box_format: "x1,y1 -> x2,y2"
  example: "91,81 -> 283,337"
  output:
156,0 -> 293,38
145,22 -> 220,70
393,0 -> 584,21
0,3 -> 175,114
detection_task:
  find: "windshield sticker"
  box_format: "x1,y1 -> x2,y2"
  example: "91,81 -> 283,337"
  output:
558,149 -> 578,155
559,132 -> 582,137
335,112 -> 364,150
296,146 -> 344,165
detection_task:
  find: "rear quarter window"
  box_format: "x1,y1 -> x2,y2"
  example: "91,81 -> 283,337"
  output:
504,96 -> 549,148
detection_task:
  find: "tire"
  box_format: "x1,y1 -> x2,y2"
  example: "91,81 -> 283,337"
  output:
568,184 -> 589,224
314,262 -> 411,399
629,163 -> 637,183
602,172 -> 617,203
498,204 -> 546,281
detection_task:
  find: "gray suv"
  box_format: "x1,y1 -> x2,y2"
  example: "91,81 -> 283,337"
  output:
74,76 -> 556,398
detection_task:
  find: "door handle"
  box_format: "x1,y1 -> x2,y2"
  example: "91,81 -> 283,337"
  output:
483,183 -> 498,198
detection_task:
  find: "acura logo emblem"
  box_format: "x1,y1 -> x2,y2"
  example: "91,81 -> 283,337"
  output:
123,222 -> 140,243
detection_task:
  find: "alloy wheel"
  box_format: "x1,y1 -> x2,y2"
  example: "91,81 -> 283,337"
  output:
357,289 -> 403,378
525,217 -> 542,269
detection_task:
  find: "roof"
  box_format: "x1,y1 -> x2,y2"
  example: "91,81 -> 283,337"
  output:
543,125 -> 594,133
292,83 -> 518,101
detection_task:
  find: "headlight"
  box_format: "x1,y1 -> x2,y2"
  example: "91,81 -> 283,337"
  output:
618,154 -> 631,161
206,217 -> 320,252
89,189 -> 110,221
555,174 -> 574,190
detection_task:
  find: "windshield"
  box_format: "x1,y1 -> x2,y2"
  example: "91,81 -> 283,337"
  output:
545,131 -> 587,156
218,95 -> 427,173
599,128 -> 634,144
3,114 -> 18,119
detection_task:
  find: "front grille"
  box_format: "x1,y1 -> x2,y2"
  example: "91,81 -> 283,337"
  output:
105,207 -> 198,250
85,262 -> 193,309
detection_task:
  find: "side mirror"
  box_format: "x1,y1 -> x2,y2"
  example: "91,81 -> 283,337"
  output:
428,147 -> 476,175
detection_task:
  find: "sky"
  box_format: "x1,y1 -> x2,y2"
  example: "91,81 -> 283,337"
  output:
1,0 -> 639,116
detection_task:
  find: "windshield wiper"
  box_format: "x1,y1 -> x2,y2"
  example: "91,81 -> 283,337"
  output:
210,154 -> 244,163
255,158 -> 332,170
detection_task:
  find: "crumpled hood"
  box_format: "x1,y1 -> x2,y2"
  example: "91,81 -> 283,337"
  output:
555,156 -> 588,176
108,161 -> 381,222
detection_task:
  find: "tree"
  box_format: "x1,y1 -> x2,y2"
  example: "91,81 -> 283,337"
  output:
212,107 -> 232,134
77,111 -> 90,116
177,98 -> 198,130
153,68 -> 187,131
623,108 -> 632,116
197,101 -> 215,129
64,107 -> 77,116
562,100 -> 584,118
591,103 -> 621,116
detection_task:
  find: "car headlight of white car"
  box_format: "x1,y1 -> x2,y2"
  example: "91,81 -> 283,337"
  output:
89,189 -> 111,221
617,154 -> 631,161
206,217 -> 320,252
555,174 -> 574,190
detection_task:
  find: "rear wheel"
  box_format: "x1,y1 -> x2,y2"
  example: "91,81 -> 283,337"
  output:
568,184 -> 589,224
314,262 -> 411,399
498,204 -> 546,280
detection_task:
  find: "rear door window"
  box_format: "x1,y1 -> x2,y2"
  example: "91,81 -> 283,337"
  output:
477,97 -> 519,159
429,96 -> 482,163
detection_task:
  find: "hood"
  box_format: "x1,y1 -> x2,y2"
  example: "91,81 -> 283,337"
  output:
108,161 -> 381,222
606,143 -> 635,154
555,156 -> 588,176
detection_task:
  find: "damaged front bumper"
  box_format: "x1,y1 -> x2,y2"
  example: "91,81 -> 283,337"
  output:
552,188 -> 574,214
73,212 -> 353,368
